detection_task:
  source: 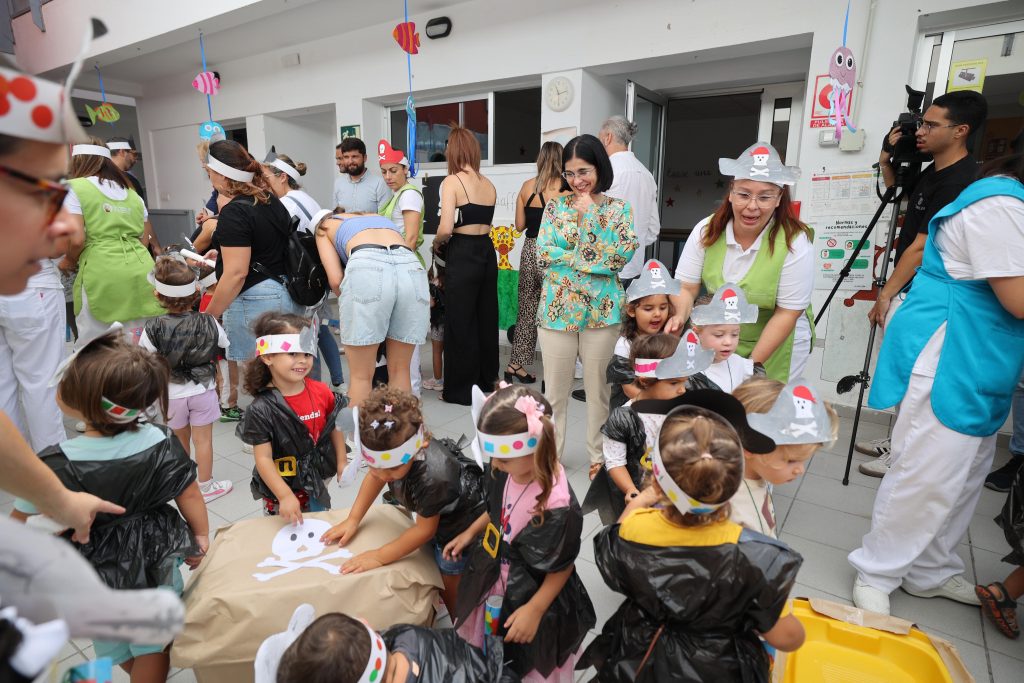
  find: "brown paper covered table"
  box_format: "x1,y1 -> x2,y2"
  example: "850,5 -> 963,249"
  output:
171,506 -> 442,683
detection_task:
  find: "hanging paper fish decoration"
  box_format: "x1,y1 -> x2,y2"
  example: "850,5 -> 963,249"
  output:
85,102 -> 120,124
392,22 -> 419,54
199,120 -> 225,141
192,71 -> 220,96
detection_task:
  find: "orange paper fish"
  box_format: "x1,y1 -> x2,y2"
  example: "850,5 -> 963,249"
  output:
393,22 -> 419,54
85,102 -> 119,124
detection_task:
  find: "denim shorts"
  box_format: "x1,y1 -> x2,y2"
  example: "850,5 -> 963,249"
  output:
433,540 -> 469,576
338,247 -> 429,346
222,278 -> 305,361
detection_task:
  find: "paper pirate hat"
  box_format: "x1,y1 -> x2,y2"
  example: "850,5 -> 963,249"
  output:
0,19 -> 107,145
746,379 -> 835,445
718,141 -> 800,187
377,138 -> 409,167
626,259 -> 682,302
654,329 -> 714,379
691,282 -> 759,325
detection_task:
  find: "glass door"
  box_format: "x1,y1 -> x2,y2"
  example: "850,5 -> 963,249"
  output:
625,80 -> 667,258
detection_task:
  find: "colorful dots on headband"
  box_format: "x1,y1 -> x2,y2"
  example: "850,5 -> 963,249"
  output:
381,453 -> 391,461
401,453 -> 412,464
499,444 -> 510,454
527,437 -> 538,448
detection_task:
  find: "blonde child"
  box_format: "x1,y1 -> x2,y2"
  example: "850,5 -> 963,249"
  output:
237,311 -> 347,523
445,385 -> 595,682
321,385 -> 486,613
689,282 -> 761,393
12,331 -> 208,683
139,255 -> 233,503
580,401 -> 804,682
732,377 -> 838,538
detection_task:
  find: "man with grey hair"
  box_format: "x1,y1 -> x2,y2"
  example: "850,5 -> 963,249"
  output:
599,115 -> 660,284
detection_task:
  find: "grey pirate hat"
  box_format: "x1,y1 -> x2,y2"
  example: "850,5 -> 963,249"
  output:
746,379 -> 834,445
691,282 -> 759,325
719,141 -> 800,186
655,329 -> 714,379
625,259 -> 682,302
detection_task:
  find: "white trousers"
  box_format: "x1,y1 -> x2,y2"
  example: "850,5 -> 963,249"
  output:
75,286 -> 149,348
848,370 -> 996,593
0,288 -> 67,450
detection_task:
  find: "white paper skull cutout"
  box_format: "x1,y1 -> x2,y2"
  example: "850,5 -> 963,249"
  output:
721,289 -> 739,311
751,147 -> 771,166
685,331 -> 698,356
252,519 -> 353,582
792,385 -> 816,419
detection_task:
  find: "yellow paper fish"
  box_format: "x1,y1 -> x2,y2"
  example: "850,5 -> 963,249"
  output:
85,102 -> 120,124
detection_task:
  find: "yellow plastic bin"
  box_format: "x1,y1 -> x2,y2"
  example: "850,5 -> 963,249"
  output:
774,598 -> 973,683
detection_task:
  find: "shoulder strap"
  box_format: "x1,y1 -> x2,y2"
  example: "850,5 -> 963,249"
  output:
525,192 -> 537,207
282,194 -> 313,221
454,173 -> 469,203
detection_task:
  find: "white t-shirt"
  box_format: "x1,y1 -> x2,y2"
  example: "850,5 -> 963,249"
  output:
613,336 -> 632,359
602,399 -> 667,471
703,354 -> 754,393
389,188 -> 424,231
729,477 -> 777,538
280,190 -> 322,233
24,258 -> 62,290
607,151 -> 660,280
139,319 -> 230,399
63,177 -> 149,220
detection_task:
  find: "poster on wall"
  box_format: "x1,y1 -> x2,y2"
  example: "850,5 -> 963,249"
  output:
805,170 -> 893,292
947,59 -> 987,93
339,125 -> 361,141
808,75 -> 855,129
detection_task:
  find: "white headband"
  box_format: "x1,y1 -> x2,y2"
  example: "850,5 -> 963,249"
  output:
107,141 -> 132,151
199,271 -> 218,289
271,158 -> 301,182
339,406 -> 426,485
255,333 -> 317,356
651,407 -> 738,517
207,155 -> 255,183
356,620 -> 388,683
633,358 -> 663,379
71,144 -> 111,159
469,386 -> 544,468
147,272 -> 198,298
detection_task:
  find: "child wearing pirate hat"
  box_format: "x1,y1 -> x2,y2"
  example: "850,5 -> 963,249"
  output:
688,282 -> 761,393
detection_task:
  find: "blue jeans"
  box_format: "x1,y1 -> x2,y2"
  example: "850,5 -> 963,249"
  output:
338,247 -> 429,346
222,279 -> 304,361
313,324 -> 344,385
1012,369 -> 1024,457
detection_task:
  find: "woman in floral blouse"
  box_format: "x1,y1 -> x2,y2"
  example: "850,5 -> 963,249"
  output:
536,134 -> 638,466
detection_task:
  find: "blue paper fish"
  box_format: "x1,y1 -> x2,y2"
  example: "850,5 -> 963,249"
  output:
199,120 -> 225,141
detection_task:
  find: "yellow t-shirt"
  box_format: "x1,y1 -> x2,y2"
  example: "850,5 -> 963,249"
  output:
619,507 -> 743,547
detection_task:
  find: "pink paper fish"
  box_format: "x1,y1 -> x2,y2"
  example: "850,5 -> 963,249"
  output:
192,71 -> 220,96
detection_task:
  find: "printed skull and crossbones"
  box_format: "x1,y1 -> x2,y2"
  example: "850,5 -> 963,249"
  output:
253,519 -> 353,582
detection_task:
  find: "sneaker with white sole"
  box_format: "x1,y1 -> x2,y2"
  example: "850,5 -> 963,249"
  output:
902,574 -> 980,606
74,420 -> 86,433
855,436 -> 891,458
200,479 -> 233,504
859,451 -> 892,478
852,577 -> 891,615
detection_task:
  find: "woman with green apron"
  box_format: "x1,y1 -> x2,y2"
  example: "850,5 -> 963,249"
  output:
61,140 -> 163,347
666,141 -> 814,382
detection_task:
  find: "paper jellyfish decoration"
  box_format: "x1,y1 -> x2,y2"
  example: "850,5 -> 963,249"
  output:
827,1 -> 858,140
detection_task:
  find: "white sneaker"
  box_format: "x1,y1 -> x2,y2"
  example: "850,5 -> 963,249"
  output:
853,578 -> 891,615
855,437 -> 891,458
902,575 -> 980,606
241,443 -> 254,454
200,479 -> 233,504
858,451 -> 892,478
74,420 -> 86,433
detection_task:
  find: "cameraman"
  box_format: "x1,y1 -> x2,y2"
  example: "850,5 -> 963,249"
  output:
856,91 -> 987,470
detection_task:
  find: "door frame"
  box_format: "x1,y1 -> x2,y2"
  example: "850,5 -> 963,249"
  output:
626,80 -> 668,189
757,82 -> 805,166
931,19 -> 1024,98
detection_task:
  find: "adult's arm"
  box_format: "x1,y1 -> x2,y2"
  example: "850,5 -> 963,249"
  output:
192,218 -> 217,253
514,182 -> 528,233
203,245 -> 249,318
142,219 -> 162,253
316,226 -> 344,295
0,412 -> 124,543
990,277 -> 1024,319
666,281 -> 702,335
571,200 -> 638,276
436,176 -> 458,241
868,232 -> 925,328
402,210 -> 421,251
535,199 -> 573,268
749,307 -> 803,364
878,126 -> 901,189
750,231 -> 815,361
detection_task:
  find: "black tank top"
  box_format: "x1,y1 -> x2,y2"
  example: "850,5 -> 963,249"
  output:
451,174 -> 496,228
523,189 -> 547,239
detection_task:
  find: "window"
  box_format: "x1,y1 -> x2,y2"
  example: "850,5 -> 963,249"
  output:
388,87 -> 541,167
770,97 -> 792,162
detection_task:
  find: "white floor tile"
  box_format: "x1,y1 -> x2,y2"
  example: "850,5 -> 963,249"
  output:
792,472 -> 879,519
781,499 -> 871,553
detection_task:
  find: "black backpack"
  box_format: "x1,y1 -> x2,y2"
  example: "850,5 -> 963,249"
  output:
253,215 -> 329,307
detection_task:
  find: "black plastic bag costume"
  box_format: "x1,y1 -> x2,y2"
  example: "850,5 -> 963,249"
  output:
606,355 -> 634,412
382,624 -> 521,683
36,427 -> 198,591
142,313 -> 220,387
996,465 -> 1024,565
236,387 -> 347,509
579,523 -> 802,683
388,437 -> 487,547
686,371 -> 721,392
583,406 -> 649,526
453,469 -> 595,678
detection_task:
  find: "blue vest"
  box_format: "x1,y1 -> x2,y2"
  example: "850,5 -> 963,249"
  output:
868,176 -> 1024,436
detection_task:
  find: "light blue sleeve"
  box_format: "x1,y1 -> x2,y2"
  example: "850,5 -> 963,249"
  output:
13,497 -> 38,515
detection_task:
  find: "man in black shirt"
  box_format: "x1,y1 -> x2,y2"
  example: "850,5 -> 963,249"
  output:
857,90 -> 987,471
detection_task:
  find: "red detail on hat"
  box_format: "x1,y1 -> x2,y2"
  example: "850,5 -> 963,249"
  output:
751,146 -> 771,156
647,261 -> 660,270
10,77 -> 36,102
377,138 -> 406,165
793,385 -> 816,403
685,330 -> 699,344
0,98 -> 9,116
721,288 -> 737,299
31,105 -> 53,128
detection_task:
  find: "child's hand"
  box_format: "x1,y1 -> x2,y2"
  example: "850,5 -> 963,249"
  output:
503,602 -> 543,643
341,550 -> 384,575
589,462 -> 602,480
635,486 -> 660,507
623,489 -> 641,505
186,534 -> 210,569
321,517 -> 358,545
278,494 -> 304,526
443,529 -> 476,562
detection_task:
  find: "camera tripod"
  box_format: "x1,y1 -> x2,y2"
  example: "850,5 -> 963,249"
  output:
815,165 -> 910,486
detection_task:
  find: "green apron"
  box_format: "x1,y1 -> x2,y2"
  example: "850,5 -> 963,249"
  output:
70,178 -> 164,323
379,182 -> 425,267
701,221 -> 815,382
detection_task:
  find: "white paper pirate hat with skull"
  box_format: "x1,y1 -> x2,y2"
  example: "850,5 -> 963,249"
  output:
691,282 -> 759,325
0,19 -> 107,145
746,379 -> 834,445
655,329 -> 714,379
626,259 -> 682,302
719,141 -> 800,187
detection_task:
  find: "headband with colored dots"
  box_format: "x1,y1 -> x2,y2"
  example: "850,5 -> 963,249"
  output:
651,406 -> 737,517
339,406 -> 426,485
469,386 -> 541,468
255,331 -> 317,357
356,619 -> 388,683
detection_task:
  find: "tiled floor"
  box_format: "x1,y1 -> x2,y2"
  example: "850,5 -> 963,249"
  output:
11,352 -> 1023,683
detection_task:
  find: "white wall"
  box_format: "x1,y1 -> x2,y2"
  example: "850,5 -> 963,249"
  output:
261,111 -> 337,210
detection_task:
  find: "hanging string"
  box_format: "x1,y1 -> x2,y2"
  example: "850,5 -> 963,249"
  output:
199,29 -> 214,123
94,64 -> 106,103
403,0 -> 417,177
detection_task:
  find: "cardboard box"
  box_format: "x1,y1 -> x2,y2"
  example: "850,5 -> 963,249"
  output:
171,506 -> 442,683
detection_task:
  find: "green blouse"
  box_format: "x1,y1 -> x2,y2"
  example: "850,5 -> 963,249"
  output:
536,194 -> 637,332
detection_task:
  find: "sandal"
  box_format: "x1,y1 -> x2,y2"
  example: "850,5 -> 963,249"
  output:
504,364 -> 536,385
976,582 -> 1020,639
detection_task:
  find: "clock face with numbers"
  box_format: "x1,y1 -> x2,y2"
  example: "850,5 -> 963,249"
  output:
545,76 -> 574,112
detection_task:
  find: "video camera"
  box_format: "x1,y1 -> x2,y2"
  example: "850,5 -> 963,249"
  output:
884,85 -> 932,166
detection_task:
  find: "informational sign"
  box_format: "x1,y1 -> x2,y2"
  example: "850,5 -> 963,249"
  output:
339,125 -> 361,141
805,170 -> 893,292
808,74 -> 855,129
948,59 -> 987,93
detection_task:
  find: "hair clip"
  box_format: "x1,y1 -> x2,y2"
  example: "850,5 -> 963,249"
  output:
513,396 -> 546,437
700,452 -> 713,460
370,419 -> 380,430
383,405 -> 393,413
383,420 -> 395,430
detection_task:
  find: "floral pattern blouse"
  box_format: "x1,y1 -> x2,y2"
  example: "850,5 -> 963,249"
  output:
536,194 -> 638,331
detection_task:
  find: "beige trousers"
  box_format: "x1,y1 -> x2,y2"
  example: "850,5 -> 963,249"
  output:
539,324 -> 621,465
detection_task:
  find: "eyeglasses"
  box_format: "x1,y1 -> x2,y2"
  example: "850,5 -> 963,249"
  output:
730,190 -> 781,208
0,163 -> 69,224
561,167 -> 595,181
917,120 -> 960,133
